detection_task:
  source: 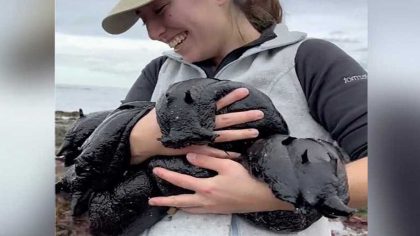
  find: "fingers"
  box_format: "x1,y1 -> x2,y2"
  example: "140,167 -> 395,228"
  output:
152,167 -> 201,191
215,110 -> 264,129
185,145 -> 241,159
180,207 -> 210,214
214,129 -> 259,143
186,153 -> 234,173
216,88 -> 249,110
149,194 -> 201,208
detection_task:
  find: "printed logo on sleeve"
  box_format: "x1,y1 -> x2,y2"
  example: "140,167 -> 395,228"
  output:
343,74 -> 367,84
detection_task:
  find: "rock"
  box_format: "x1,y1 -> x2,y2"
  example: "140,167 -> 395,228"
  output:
55,110 -> 80,151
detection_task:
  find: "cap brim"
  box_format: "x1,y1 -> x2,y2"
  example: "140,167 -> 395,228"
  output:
102,0 -> 153,34
103,10 -> 139,34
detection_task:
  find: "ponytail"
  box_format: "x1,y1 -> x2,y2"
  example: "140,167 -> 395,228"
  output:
234,0 -> 282,32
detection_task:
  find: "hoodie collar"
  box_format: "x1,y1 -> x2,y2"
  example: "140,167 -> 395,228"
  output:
162,24 -> 306,77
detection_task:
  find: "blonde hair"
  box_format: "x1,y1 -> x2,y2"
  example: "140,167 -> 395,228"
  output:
234,0 -> 282,32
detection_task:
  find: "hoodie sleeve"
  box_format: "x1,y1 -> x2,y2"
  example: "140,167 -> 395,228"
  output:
295,39 -> 367,161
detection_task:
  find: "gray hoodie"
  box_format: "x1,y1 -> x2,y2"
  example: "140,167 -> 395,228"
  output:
141,24 -> 333,236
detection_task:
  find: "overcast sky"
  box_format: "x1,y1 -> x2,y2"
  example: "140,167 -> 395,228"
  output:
56,0 -> 367,88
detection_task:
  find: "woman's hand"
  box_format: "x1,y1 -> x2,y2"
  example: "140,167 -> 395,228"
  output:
148,153 -> 295,214
129,88 -> 264,164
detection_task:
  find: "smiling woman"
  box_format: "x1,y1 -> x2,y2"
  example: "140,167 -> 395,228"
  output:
108,0 -> 366,235
126,0 -> 262,64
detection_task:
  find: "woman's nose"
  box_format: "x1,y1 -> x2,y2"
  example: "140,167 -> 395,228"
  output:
146,19 -> 166,41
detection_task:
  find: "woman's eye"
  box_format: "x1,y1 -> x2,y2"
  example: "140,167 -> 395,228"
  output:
141,18 -> 147,26
155,4 -> 168,15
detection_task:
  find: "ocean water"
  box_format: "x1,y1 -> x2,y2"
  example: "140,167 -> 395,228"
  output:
280,0 -> 367,68
56,36 -> 367,113
55,84 -> 129,113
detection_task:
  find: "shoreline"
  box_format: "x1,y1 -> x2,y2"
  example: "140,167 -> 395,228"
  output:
55,110 -> 80,151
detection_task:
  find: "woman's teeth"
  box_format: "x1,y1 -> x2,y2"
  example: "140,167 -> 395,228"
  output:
169,32 -> 187,49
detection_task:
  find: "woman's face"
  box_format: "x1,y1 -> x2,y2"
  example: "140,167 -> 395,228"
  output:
137,0 -> 234,63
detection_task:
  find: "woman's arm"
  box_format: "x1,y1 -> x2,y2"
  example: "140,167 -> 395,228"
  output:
148,153 -> 295,214
147,154 -> 368,214
346,156 -> 368,208
295,39 -> 367,161
129,88 -> 265,164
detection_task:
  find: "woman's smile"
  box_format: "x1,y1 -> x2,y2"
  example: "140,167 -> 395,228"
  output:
168,31 -> 188,50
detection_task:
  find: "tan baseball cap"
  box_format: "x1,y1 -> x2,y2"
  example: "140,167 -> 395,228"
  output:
102,0 -> 154,34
